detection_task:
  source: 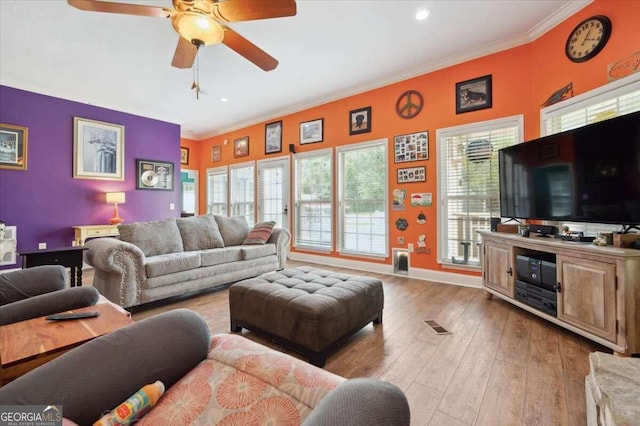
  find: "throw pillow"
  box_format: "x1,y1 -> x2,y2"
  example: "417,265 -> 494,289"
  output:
243,221 -> 276,245
214,215 -> 250,246
176,214 -> 225,250
94,381 -> 165,426
118,218 -> 184,257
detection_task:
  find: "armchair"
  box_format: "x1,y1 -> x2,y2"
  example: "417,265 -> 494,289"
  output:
0,265 -> 100,325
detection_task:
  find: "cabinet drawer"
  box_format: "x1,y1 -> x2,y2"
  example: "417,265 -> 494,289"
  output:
86,228 -> 118,237
25,252 -> 81,268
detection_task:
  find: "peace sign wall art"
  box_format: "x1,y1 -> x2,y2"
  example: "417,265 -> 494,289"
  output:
394,130 -> 428,163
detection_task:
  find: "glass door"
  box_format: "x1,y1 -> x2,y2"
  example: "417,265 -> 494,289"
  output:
180,170 -> 198,217
257,157 -> 290,230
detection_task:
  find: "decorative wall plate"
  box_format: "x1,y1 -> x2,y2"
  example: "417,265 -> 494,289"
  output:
396,90 -> 424,119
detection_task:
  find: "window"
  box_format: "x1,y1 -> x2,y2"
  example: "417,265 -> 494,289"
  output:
542,75 -> 640,135
437,116 -> 523,267
293,149 -> 332,251
230,162 -> 255,226
541,74 -> 640,234
337,139 -> 387,257
206,166 -> 228,215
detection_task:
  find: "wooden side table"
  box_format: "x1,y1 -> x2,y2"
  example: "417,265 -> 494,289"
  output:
73,224 -> 119,246
19,247 -> 88,287
0,303 -> 133,385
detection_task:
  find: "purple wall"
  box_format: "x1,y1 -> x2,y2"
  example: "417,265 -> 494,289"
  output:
0,86 -> 181,269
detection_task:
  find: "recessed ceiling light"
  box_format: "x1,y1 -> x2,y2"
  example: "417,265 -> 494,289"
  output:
219,97 -> 229,102
416,8 -> 431,21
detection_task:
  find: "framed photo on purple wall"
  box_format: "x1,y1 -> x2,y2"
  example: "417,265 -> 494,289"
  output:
136,159 -> 174,190
73,117 -> 124,180
0,123 -> 28,171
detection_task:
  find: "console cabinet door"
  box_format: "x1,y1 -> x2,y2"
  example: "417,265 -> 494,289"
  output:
484,241 -> 514,297
557,255 -> 617,342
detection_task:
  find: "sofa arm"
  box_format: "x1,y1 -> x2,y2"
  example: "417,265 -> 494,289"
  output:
84,238 -> 147,308
0,265 -> 68,305
0,309 -> 211,426
268,227 -> 291,269
0,286 -> 100,325
302,378 -> 410,426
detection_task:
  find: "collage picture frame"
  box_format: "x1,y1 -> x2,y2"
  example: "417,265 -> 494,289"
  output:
394,130 -> 428,163
397,166 -> 426,183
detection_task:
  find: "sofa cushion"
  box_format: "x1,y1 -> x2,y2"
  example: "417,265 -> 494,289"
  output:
243,221 -> 276,245
145,252 -> 201,278
242,244 -> 276,260
118,218 -> 184,257
200,247 -> 243,267
176,214 -> 225,250
138,334 -> 343,426
215,215 -> 250,246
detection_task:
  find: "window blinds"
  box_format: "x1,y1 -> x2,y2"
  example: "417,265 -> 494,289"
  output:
337,140 -> 387,257
293,150 -> 332,250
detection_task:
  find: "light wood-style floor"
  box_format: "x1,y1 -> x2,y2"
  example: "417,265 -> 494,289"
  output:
85,260 -> 606,425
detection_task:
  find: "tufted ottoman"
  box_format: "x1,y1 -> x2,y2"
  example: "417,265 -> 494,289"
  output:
229,266 -> 384,366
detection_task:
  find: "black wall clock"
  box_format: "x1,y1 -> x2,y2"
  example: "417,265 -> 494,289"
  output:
565,15 -> 611,63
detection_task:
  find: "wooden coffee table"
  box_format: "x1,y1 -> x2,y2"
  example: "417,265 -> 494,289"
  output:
0,303 -> 133,385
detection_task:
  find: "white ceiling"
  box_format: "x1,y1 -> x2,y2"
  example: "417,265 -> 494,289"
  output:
0,0 -> 590,140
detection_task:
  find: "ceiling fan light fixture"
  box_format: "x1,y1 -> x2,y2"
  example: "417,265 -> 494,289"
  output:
172,12 -> 224,46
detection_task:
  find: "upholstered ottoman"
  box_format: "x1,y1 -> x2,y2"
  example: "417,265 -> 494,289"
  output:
229,266 -> 384,366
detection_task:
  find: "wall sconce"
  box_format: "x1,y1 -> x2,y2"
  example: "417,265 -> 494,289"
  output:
105,192 -> 126,225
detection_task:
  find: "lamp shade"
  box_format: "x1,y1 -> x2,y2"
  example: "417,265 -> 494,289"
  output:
172,12 -> 224,46
106,192 -> 126,205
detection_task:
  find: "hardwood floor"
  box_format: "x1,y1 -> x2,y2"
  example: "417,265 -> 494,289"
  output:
85,260 -> 606,425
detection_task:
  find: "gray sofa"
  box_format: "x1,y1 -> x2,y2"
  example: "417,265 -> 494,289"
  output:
84,215 -> 290,308
0,309 -> 410,425
0,265 -> 100,325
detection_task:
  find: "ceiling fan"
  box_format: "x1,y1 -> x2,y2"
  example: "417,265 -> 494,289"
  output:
67,0 -> 297,71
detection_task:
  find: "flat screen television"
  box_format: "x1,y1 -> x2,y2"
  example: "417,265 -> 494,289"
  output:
499,111 -> 640,228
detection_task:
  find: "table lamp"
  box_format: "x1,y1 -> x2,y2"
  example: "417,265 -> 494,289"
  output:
105,192 -> 126,225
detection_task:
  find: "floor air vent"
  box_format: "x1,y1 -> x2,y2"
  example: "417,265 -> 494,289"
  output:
424,320 -> 451,335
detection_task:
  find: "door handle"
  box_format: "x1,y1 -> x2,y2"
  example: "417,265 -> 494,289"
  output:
506,267 -> 513,276
554,282 -> 562,293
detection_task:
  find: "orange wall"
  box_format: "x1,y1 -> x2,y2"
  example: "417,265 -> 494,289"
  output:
182,0 -> 639,274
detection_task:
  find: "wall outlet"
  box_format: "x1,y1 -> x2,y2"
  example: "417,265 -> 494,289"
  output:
408,243 -> 414,252
397,237 -> 404,245
38,242 -> 47,250
169,203 -> 175,210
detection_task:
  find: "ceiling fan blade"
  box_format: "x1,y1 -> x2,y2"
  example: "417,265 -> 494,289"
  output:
67,0 -> 169,18
214,0 -> 296,22
172,37 -> 198,69
222,26 -> 278,71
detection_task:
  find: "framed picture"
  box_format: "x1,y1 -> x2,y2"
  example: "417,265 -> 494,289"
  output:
349,106 -> 371,135
234,136 -> 249,158
136,159 -> 174,190
0,225 -> 17,266
456,75 -> 492,114
180,147 -> 189,164
73,117 -> 124,180
397,166 -> 426,183
0,123 -> 28,170
265,121 -> 283,154
211,145 -> 222,162
300,118 -> 323,144
394,130 -> 429,163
